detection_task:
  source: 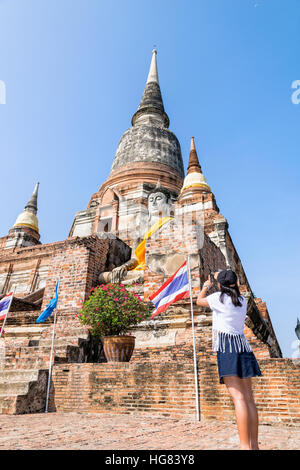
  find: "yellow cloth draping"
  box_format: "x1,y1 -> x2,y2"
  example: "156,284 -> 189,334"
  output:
129,217 -> 173,271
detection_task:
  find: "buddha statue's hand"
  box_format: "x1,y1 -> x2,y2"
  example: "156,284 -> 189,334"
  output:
111,265 -> 127,283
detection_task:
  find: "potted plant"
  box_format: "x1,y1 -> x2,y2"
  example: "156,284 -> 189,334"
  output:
76,283 -> 152,362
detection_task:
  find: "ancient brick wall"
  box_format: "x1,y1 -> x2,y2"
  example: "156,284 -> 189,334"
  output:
0,243 -> 54,296
0,237 -> 7,251
41,238 -> 99,312
245,295 -> 282,358
50,304 -> 299,425
199,355 -> 300,425
254,298 -> 279,352
0,234 -> 130,301
178,192 -> 220,236
244,325 -> 271,359
41,235 -> 130,311
51,356 -> 300,425
51,361 -> 197,418
130,307 -> 272,362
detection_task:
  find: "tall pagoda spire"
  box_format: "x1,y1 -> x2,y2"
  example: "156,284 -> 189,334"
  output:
146,48 -> 159,84
109,49 -> 184,182
131,49 -> 169,127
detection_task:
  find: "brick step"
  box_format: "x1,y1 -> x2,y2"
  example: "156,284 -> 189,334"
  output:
0,368 -> 49,414
0,396 -> 16,413
3,325 -> 47,338
38,336 -> 88,347
5,344 -> 71,353
3,361 -> 49,371
2,311 -> 53,327
131,318 -> 189,334
4,346 -> 60,362
3,354 -> 50,370
2,338 -> 35,349
0,381 -> 30,396
41,328 -> 89,340
0,369 -> 39,383
3,344 -> 81,370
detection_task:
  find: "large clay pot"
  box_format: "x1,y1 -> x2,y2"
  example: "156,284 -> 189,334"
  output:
103,335 -> 135,362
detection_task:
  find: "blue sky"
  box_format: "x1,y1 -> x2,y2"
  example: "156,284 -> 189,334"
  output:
0,0 -> 299,357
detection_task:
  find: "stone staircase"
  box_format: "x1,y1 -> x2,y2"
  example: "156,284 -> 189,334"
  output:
0,369 -> 49,414
0,310 -> 101,414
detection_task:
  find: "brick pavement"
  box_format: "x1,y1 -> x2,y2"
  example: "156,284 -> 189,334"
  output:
0,412 -> 299,450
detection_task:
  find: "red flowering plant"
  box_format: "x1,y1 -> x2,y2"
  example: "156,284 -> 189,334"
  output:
76,283 -> 153,336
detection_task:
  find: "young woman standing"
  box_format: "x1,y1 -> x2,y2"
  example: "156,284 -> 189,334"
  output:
196,269 -> 262,450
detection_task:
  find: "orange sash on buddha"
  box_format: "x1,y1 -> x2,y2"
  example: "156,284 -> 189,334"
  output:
129,217 -> 173,271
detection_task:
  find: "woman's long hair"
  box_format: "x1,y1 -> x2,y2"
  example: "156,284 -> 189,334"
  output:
219,284 -> 243,307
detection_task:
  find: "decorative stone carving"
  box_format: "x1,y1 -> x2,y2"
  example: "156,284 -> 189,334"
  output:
211,215 -> 234,269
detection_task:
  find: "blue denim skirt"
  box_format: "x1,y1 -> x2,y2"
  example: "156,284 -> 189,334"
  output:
217,335 -> 262,384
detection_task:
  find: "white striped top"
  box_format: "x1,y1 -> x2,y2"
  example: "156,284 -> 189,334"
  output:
206,292 -> 252,353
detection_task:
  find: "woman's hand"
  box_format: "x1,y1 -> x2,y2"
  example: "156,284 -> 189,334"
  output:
196,276 -> 212,307
203,276 -> 213,289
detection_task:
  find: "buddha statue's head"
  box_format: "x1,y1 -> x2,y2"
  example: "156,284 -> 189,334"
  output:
147,184 -> 172,223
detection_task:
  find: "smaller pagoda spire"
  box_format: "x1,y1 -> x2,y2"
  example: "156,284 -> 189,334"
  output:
178,137 -> 211,202
187,137 -> 202,174
25,182 -> 39,215
12,182 -> 40,233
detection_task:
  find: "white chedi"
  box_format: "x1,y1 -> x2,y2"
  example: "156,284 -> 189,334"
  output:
181,171 -> 211,192
13,210 -> 39,232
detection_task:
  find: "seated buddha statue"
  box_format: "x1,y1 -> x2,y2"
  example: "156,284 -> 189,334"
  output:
98,183 -> 174,285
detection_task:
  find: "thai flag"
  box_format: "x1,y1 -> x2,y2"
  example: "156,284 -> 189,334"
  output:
0,293 -> 13,321
149,261 -> 190,319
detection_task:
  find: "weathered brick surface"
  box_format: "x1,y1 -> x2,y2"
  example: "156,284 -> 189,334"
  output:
50,308 -> 299,427
244,325 -> 270,359
0,307 -> 101,415
0,235 -> 129,303
0,412 -> 299,450
41,236 -> 126,311
51,355 -> 300,426
0,237 -> 7,252
51,361 -> 199,418
198,354 -> 300,426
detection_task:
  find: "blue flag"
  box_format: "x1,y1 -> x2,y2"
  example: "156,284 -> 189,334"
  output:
36,280 -> 59,323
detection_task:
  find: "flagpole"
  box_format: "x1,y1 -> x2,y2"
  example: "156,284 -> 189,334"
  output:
187,255 -> 200,422
45,282 -> 59,413
0,294 -> 14,339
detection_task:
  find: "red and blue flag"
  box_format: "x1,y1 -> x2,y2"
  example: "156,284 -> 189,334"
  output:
149,261 -> 189,319
0,293 -> 13,321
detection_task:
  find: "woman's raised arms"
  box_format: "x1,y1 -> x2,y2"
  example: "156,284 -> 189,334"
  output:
196,276 -> 213,308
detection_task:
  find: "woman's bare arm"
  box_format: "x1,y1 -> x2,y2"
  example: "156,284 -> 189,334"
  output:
196,276 -> 213,307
